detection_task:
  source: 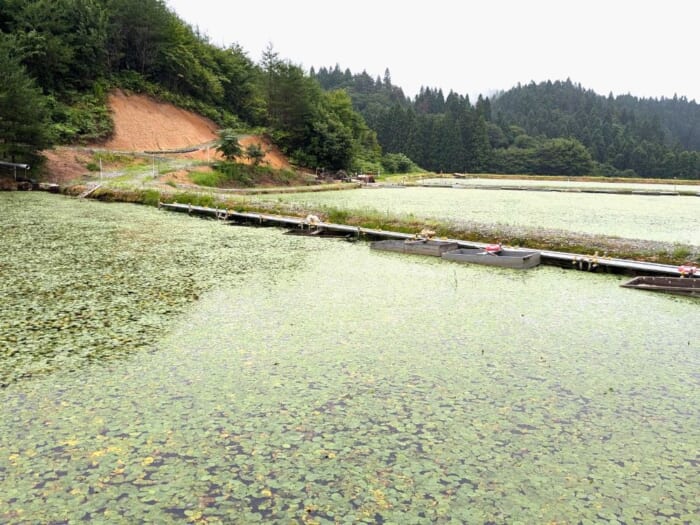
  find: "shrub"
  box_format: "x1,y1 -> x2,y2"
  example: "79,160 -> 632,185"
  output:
170,192 -> 216,208
381,153 -> 421,174
141,189 -> 161,207
47,92 -> 114,144
190,171 -> 225,187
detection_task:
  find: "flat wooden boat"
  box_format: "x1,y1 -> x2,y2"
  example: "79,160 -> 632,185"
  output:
283,229 -> 355,240
370,239 -> 459,257
620,276 -> 700,297
441,248 -> 541,269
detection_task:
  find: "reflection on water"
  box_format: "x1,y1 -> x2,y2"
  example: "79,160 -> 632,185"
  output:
1,193 -> 698,523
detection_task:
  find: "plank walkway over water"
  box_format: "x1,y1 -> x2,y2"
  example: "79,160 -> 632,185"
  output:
159,202 -> 687,277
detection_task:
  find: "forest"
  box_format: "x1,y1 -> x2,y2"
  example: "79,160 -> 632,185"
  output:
1,0 -> 699,179
0,0 -> 381,172
314,67 -> 700,179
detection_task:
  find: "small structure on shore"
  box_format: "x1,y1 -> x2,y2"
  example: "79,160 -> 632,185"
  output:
356,174 -> 375,183
0,161 -> 32,190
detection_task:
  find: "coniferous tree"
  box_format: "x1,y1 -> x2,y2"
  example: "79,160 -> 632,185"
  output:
0,35 -> 52,162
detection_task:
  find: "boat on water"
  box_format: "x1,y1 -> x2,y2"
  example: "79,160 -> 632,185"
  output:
620,276 -> 700,297
441,246 -> 541,269
370,239 -> 459,257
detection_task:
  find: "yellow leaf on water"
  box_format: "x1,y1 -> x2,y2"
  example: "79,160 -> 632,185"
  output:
141,456 -> 154,466
372,489 -> 391,510
184,509 -> 203,521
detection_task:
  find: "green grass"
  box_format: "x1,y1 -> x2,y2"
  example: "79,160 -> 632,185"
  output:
190,162 -> 311,188
190,171 -> 226,187
62,183 -> 698,265
92,152 -> 136,164
141,189 -> 161,207
169,192 -> 217,208
672,245 -> 693,261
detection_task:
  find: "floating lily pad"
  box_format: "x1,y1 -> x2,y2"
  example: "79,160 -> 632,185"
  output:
0,192 -> 698,523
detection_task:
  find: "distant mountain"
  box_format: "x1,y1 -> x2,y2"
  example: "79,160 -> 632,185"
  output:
489,79 -> 700,178
492,79 -> 699,150
2,0 -> 698,179
312,69 -> 699,179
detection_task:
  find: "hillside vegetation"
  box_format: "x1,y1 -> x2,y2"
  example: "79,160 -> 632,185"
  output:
314,69 -> 700,179
0,0 -> 380,174
1,0 -> 698,180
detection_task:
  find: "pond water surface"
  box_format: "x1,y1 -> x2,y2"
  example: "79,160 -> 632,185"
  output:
421,177 -> 700,193
245,187 -> 700,245
1,193 -> 698,523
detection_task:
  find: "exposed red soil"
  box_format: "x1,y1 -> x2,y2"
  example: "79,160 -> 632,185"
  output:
41,148 -> 93,184
238,136 -> 291,170
43,90 -> 294,182
171,135 -> 292,170
96,90 -> 219,151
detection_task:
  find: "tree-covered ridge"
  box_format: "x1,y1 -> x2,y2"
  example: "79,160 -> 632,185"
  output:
489,80 -> 700,178
313,69 -> 699,179
492,80 -> 700,151
2,0 -> 699,179
0,0 -> 379,172
314,67 -> 483,173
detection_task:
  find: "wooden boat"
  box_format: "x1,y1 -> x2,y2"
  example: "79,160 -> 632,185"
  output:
441,247 -> 541,269
283,228 -> 356,240
620,276 -> 700,297
370,239 -> 459,257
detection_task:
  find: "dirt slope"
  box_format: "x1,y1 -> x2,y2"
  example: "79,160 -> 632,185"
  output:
98,90 -> 219,151
44,91 -> 294,181
98,91 -> 292,170
41,148 -> 94,183
102,91 -> 290,169
239,136 -> 291,170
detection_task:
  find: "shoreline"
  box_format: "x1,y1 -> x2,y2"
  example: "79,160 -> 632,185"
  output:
8,183 -> 693,267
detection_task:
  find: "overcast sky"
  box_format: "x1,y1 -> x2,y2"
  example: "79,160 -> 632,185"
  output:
165,0 -> 699,102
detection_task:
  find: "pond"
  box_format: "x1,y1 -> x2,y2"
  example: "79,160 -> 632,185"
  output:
1,193 -> 698,523
421,177 -> 700,193
244,186 -> 700,246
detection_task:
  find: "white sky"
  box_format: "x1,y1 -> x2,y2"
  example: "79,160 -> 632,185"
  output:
165,0 -> 699,102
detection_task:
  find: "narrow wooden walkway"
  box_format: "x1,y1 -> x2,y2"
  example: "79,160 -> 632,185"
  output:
159,202 -> 688,277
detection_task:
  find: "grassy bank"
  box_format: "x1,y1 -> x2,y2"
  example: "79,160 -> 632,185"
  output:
60,185 -> 698,266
